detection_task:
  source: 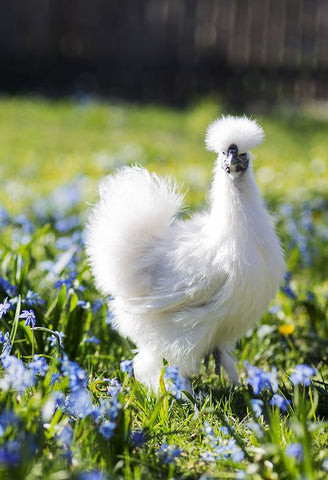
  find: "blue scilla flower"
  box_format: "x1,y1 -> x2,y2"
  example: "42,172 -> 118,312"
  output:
99,420 -> 116,440
55,215 -> 81,234
0,278 -> 17,298
250,399 -> 264,417
285,443 -> 303,461
120,359 -> 133,377
85,335 -> 100,345
48,331 -> 65,348
28,355 -> 49,377
60,355 -> 88,391
79,471 -> 108,480
0,297 -> 11,319
130,430 -> 146,447
56,424 -> 74,451
54,272 -> 77,290
65,388 -> 94,419
106,378 -> 122,397
0,440 -> 21,466
24,290 -> 45,308
245,362 -> 278,395
158,443 -> 182,465
164,365 -> 189,400
270,393 -> 290,412
0,331 -> 11,355
281,272 -> 297,300
0,206 -> 9,228
290,364 -> 316,386
0,354 -> 35,393
19,309 -> 36,328
92,299 -> 104,314
200,451 -> 216,462
15,214 -> 35,234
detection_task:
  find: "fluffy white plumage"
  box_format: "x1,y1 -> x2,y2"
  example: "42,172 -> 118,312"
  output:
86,115 -> 285,389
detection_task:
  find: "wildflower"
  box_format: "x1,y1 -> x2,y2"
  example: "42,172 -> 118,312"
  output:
279,324 -> 295,336
164,365 -> 189,400
54,272 -> 77,290
0,331 -> 11,354
245,362 -> 278,394
0,278 -> 17,298
57,424 -> 74,450
130,430 -> 146,446
92,299 -> 104,314
306,291 -> 314,303
24,290 -> 45,307
281,272 -> 297,300
200,451 -> 216,462
85,335 -> 100,344
0,355 -> 35,393
285,443 -> 303,461
28,355 -> 49,377
99,420 -> 116,440
158,443 -> 182,465
65,389 -> 94,419
50,373 -> 61,385
0,441 -> 21,466
19,309 -> 36,328
60,355 -> 88,391
290,364 -> 316,386
270,393 -> 290,412
106,378 -> 122,396
48,331 -> 65,347
246,420 -> 263,438
0,298 -> 11,319
269,304 -> 281,315
250,399 -> 264,417
120,359 -> 133,377
79,471 -> 108,480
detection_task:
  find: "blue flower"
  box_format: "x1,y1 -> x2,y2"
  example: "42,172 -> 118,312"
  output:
24,290 -> 45,307
158,443 -> 182,465
250,399 -> 264,417
0,355 -> 35,393
54,272 -> 77,290
0,278 -> 17,298
60,355 -> 88,391
120,359 -> 133,377
164,365 -> 189,400
85,336 -> 100,345
281,272 -> 297,300
19,309 -> 36,328
92,299 -> 104,314
0,441 -> 21,466
99,420 -> 116,440
48,331 -> 65,347
290,364 -> 316,386
130,430 -> 146,446
270,393 -> 290,412
57,424 -> 74,451
28,355 -> 49,377
65,389 -> 94,419
79,471 -> 108,480
0,298 -> 11,319
0,331 -> 11,354
245,362 -> 278,394
285,443 -> 303,461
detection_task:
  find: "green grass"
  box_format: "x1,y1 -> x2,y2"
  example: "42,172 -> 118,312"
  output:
0,96 -> 327,480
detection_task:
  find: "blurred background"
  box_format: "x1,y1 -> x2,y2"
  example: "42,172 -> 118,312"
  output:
1,0 -> 328,108
0,0 -> 328,212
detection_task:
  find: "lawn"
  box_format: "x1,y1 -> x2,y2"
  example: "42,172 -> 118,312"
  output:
0,96 -> 327,479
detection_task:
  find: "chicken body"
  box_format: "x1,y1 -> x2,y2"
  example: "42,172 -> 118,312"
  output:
86,116 -> 285,389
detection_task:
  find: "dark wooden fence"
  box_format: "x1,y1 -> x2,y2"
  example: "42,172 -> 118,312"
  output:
1,0 -> 328,106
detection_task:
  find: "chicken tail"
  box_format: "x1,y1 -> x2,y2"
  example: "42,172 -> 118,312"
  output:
86,166 -> 184,297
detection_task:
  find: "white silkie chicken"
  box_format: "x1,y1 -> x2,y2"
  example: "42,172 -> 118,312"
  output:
86,116 -> 285,389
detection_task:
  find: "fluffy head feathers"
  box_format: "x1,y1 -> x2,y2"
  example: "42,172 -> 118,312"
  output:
205,116 -> 264,154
